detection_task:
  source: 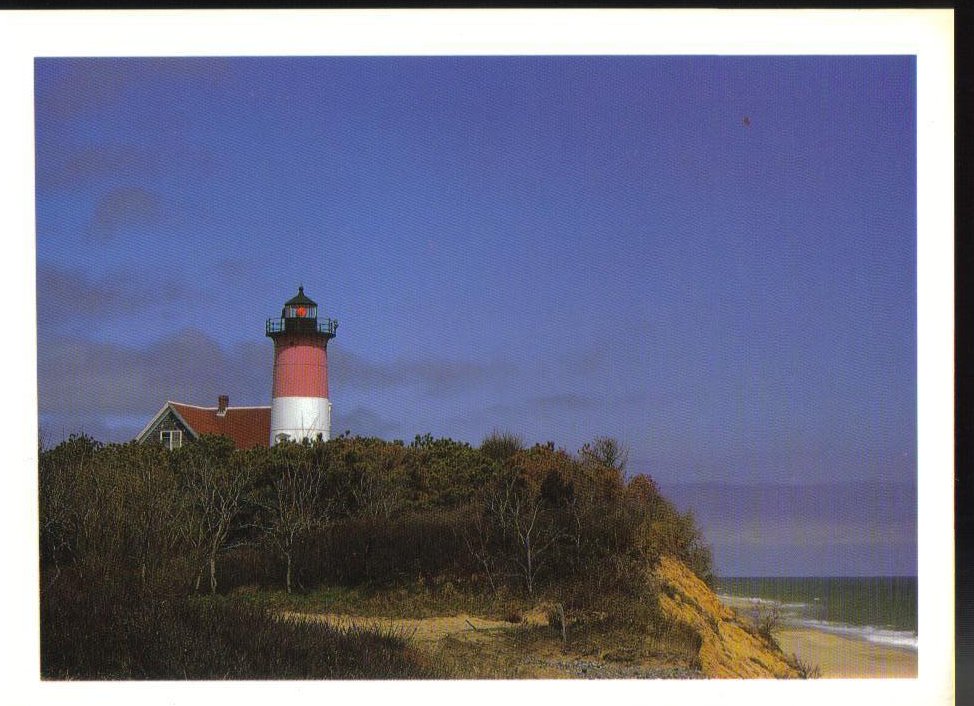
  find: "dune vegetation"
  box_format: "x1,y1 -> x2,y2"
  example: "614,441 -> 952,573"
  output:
38,430 -> 799,679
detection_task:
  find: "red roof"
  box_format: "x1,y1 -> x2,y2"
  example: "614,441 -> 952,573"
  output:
170,402 -> 271,449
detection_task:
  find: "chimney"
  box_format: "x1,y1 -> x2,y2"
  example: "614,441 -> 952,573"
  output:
217,394 -> 229,416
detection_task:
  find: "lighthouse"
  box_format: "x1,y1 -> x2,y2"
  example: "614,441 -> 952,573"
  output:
265,286 -> 338,445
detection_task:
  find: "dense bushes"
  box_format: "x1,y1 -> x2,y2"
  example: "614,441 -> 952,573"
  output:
218,509 -> 481,591
456,440 -> 714,604
38,431 -> 713,678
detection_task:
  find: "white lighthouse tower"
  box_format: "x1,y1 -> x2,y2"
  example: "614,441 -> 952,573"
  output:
265,286 -> 338,444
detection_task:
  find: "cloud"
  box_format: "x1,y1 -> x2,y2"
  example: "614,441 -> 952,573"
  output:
711,519 -> 916,548
450,393 -> 598,427
560,347 -> 608,376
38,330 -> 271,423
215,257 -> 265,281
39,411 -> 145,447
37,145 -> 144,190
659,480 -> 917,576
709,539 -> 917,577
36,330 -> 517,443
331,406 -> 403,440
332,349 -> 516,396
37,143 -> 217,192
36,60 -> 132,120
36,265 -> 202,335
90,187 -> 163,237
660,481 -> 917,527
530,393 -> 596,412
36,57 -> 234,122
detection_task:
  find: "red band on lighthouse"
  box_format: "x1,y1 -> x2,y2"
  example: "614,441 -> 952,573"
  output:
271,335 -> 329,398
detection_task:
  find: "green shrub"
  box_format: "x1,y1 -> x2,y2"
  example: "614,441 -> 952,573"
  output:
480,430 -> 525,464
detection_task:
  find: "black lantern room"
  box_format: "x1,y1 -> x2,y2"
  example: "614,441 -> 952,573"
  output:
266,286 -> 338,339
282,285 -> 317,320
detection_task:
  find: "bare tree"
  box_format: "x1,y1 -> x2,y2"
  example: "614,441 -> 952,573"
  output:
40,438 -> 124,588
491,472 -> 563,596
178,450 -> 254,594
460,503 -> 501,595
38,443 -> 86,582
258,457 -> 331,594
579,436 -> 629,473
95,445 -> 183,587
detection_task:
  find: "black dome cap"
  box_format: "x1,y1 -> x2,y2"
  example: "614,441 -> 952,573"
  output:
284,285 -> 316,307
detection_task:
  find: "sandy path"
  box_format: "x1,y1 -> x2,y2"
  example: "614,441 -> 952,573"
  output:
287,607 -> 918,678
282,611 -> 531,643
282,610 -> 702,679
775,627 -> 917,678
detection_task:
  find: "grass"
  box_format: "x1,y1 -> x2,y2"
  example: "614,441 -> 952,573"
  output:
426,630 -> 542,679
41,572 -> 438,680
41,570 -> 722,680
45,564 -> 699,680
224,579 -> 704,678
42,552 -> 718,680
228,579 -> 532,622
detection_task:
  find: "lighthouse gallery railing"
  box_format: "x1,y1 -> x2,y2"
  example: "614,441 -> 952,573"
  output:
266,317 -> 339,336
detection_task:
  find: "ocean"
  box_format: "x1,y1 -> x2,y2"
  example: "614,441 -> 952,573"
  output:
715,576 -> 917,651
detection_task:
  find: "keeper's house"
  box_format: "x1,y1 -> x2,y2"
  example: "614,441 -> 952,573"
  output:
136,395 -> 271,450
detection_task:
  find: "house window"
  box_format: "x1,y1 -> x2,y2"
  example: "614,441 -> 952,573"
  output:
160,430 -> 183,449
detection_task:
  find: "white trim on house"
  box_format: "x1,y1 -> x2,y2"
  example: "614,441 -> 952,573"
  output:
159,429 -> 183,449
134,401 -> 200,443
161,402 -> 272,411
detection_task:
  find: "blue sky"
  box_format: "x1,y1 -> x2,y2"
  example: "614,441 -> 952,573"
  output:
35,56 -> 917,575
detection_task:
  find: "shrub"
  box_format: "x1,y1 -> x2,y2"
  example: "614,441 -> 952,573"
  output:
480,430 -> 525,464
754,603 -> 780,643
792,655 -> 822,679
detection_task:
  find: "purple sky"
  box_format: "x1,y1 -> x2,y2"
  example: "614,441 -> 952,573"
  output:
34,56 -> 917,575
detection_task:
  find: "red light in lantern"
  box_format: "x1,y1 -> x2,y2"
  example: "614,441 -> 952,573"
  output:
297,306 -> 307,317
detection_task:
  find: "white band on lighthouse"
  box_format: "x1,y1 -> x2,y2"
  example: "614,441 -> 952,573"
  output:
270,396 -> 332,444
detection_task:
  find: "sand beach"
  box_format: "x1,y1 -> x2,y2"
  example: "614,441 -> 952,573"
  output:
718,593 -> 916,678
774,626 -> 917,678
717,594 -> 917,678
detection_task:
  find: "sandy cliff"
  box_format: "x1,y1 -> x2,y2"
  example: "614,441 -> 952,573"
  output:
653,555 -> 800,678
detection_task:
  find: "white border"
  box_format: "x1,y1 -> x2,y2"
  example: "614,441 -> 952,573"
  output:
0,9 -> 953,706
